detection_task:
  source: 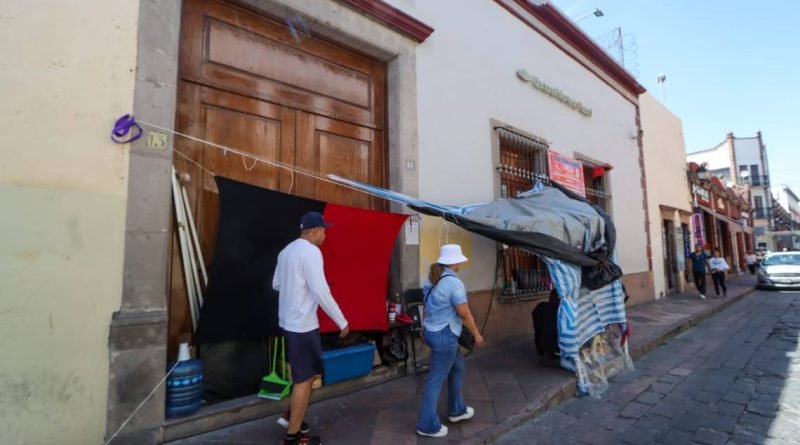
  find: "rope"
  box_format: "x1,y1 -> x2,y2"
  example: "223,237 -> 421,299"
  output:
173,150 -> 216,178
438,222 -> 450,247
479,249 -> 501,335
242,154 -> 258,171
134,120 -> 387,201
104,352 -> 186,445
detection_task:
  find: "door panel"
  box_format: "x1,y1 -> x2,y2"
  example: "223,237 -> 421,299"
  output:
295,111 -> 383,209
180,0 -> 384,129
175,83 -> 297,264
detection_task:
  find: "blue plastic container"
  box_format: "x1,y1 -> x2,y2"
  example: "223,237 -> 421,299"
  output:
321,343 -> 376,385
165,358 -> 203,418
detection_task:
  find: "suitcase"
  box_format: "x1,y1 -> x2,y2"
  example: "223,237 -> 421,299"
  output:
531,300 -> 559,357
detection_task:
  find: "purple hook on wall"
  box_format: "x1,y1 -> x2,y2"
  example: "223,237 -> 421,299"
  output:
111,114 -> 143,144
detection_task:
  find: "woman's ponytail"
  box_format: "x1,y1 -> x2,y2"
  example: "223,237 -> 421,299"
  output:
429,263 -> 445,286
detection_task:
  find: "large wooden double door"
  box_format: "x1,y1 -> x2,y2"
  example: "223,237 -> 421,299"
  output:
170,0 -> 387,350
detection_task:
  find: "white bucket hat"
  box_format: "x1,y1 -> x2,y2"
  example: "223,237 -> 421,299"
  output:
436,244 -> 468,265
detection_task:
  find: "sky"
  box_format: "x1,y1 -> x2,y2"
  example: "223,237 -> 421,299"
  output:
551,0 -> 800,192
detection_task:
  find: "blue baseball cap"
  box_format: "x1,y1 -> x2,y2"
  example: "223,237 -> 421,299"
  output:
300,211 -> 332,230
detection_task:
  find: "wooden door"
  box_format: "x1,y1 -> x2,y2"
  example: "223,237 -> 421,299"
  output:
295,113 -> 383,209
169,0 -> 387,357
175,83 -> 297,261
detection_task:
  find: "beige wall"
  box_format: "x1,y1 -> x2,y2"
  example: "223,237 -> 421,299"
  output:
640,93 -> 692,298
0,1 -> 138,444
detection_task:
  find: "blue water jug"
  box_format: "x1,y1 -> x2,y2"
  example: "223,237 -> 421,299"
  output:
165,343 -> 203,418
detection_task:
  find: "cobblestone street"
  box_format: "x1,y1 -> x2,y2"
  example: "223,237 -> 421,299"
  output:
495,290 -> 800,445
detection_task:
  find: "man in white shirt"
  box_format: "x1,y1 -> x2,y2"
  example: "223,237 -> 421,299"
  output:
272,211 -> 349,445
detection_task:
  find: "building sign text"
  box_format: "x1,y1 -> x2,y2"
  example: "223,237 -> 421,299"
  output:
517,70 -> 592,117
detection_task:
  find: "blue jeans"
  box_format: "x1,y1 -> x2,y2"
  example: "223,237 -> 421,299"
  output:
416,327 -> 467,433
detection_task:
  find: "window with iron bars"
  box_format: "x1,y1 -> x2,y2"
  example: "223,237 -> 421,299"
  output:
496,127 -> 552,301
579,158 -> 612,215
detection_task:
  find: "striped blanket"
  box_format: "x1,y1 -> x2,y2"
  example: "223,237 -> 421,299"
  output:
544,257 -> 627,372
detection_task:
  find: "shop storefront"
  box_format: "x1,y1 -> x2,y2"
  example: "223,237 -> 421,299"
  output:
688,163 -> 753,274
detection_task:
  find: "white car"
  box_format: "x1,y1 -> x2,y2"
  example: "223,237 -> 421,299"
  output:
757,252 -> 800,289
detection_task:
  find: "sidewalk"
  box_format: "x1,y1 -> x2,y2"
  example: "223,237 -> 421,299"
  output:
166,276 -> 756,445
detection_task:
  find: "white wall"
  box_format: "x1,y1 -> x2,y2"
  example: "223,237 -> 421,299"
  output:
640,93 -> 692,297
753,190 -> 769,207
388,0 -> 647,289
0,1 -> 138,444
733,137 -> 762,171
687,141 -> 730,171
775,187 -> 800,217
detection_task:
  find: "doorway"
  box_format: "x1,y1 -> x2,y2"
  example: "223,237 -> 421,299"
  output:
170,0 -> 388,358
663,219 -> 676,292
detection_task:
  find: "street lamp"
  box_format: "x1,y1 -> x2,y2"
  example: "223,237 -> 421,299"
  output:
696,164 -> 710,181
575,8 -> 604,23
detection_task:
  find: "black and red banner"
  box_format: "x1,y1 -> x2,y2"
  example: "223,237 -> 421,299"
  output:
195,177 -> 407,344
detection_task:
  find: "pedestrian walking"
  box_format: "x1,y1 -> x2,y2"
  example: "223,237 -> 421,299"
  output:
416,244 -> 485,438
272,211 -> 350,445
687,244 -> 711,299
744,251 -> 758,275
709,249 -> 730,297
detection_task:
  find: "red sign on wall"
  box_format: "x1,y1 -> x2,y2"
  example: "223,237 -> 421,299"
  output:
547,150 -> 586,197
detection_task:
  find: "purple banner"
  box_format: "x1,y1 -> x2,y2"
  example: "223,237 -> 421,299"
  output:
692,213 -> 705,248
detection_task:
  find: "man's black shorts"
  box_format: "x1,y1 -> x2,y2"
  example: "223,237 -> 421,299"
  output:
284,328 -> 324,383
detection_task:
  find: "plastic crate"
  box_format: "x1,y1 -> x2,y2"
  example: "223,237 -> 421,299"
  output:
321,343 -> 376,385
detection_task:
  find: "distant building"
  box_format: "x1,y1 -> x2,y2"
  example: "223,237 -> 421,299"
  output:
770,185 -> 800,251
687,132 -> 772,249
687,163 -> 753,273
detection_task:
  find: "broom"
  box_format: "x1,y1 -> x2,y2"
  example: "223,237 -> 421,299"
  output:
258,337 -> 292,400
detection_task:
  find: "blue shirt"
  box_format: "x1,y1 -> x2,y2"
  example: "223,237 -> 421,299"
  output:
688,252 -> 710,273
422,269 -> 468,336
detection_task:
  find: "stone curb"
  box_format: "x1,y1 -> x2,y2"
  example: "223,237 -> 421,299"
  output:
465,285 -> 756,445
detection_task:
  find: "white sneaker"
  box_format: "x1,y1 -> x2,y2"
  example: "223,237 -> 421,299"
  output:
277,417 -> 289,428
416,425 -> 448,438
448,406 -> 475,423
699,294 -> 706,300
276,416 -> 310,434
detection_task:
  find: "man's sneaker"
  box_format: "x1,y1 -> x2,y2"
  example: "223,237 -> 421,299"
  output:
448,406 -> 475,423
416,425 -> 448,438
699,294 -> 706,300
277,416 -> 310,434
281,433 -> 321,445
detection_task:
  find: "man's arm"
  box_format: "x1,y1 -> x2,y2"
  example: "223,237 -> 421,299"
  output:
272,253 -> 281,291
304,250 -> 349,334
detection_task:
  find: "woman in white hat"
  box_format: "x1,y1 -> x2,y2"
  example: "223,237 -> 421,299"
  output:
416,244 -> 484,438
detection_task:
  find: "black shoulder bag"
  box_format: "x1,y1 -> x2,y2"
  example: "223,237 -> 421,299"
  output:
424,276 -> 476,352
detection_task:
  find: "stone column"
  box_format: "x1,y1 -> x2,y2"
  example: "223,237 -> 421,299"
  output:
105,1 -> 182,444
